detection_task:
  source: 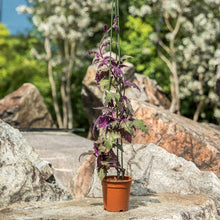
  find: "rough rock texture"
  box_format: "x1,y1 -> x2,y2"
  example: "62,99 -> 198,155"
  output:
130,100 -> 220,178
81,63 -> 220,178
0,194 -> 217,220
0,119 -> 71,208
81,63 -> 170,136
72,155 -> 96,198
72,143 -> 220,216
22,131 -> 93,192
0,83 -> 55,128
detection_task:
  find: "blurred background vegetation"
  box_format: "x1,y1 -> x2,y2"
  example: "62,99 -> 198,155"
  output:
0,0 -> 219,136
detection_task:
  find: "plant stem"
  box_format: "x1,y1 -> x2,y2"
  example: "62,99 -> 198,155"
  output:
108,0 -> 114,91
116,0 -> 120,62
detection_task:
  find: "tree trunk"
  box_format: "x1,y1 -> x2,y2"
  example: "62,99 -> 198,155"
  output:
66,42 -> 75,129
44,37 -> 63,128
158,9 -> 182,114
193,100 -> 203,121
193,74 -> 204,121
169,60 -> 180,114
61,76 -> 68,128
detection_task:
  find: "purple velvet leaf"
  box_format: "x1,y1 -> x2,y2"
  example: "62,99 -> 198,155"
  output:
118,64 -> 128,68
92,116 -> 100,137
114,67 -> 124,75
92,115 -> 109,137
95,70 -> 109,84
93,58 -> 100,64
93,143 -> 99,155
86,50 -> 99,57
103,55 -> 116,62
113,25 -> 120,32
104,24 -> 108,32
100,40 -> 111,51
123,81 -> 140,91
97,61 -> 109,70
122,130 -> 132,143
113,15 -> 119,23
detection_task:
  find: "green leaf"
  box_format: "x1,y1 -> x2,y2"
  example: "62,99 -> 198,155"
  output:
98,168 -> 106,181
99,145 -> 106,154
133,119 -> 148,134
99,79 -> 110,90
104,91 -> 120,106
104,132 -> 120,151
121,121 -> 133,135
111,120 -> 119,129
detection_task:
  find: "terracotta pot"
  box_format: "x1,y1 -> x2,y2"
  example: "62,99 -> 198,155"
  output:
102,176 -> 133,212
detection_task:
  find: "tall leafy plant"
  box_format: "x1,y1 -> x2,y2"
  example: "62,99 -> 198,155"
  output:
86,0 -> 148,180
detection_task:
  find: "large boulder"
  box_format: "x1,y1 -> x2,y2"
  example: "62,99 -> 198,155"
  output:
130,100 -> 220,178
0,194 -> 217,219
0,119 -> 71,208
22,131 -> 93,193
72,143 -> 220,216
0,83 -> 55,128
81,63 -> 170,137
82,62 -> 220,177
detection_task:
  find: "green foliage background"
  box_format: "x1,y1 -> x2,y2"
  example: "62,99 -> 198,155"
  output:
0,0 -> 219,135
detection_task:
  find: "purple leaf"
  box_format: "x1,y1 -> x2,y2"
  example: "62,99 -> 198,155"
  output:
123,81 -> 140,91
104,24 -> 108,32
93,143 -> 99,155
86,50 -> 99,57
122,130 -> 132,143
95,70 -> 109,84
118,64 -> 128,68
93,58 -> 100,64
113,15 -> 119,23
97,61 -> 108,70
103,55 -> 116,62
113,25 -> 120,32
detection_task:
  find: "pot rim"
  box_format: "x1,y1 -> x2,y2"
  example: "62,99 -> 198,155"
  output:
102,175 -> 133,183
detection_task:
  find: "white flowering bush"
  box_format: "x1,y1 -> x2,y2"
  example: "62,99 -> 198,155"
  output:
17,0 -> 111,129
128,0 -> 220,123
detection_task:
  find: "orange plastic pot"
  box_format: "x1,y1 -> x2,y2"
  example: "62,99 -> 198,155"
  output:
102,176 -> 133,212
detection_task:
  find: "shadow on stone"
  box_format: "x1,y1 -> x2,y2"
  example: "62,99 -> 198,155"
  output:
129,194 -> 160,210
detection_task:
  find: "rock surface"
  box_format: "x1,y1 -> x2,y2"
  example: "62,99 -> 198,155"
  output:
0,194 -> 217,220
0,119 -> 71,208
81,63 -> 170,137
81,63 -> 220,178
0,83 -> 55,128
72,143 -> 220,216
130,100 -> 220,178
22,131 -> 93,192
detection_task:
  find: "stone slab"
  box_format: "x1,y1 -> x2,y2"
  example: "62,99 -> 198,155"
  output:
22,132 -> 93,190
0,194 -> 217,220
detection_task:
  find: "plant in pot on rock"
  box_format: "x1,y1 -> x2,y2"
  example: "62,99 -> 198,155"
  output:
86,1 -> 148,212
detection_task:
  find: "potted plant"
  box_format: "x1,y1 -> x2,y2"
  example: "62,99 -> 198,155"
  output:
85,1 -> 148,212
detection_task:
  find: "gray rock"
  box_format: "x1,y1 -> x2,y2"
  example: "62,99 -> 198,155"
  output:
130,99 -> 220,178
73,143 -> 220,216
0,83 -> 55,128
0,119 -> 71,208
0,194 -> 217,220
22,131 -> 93,193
